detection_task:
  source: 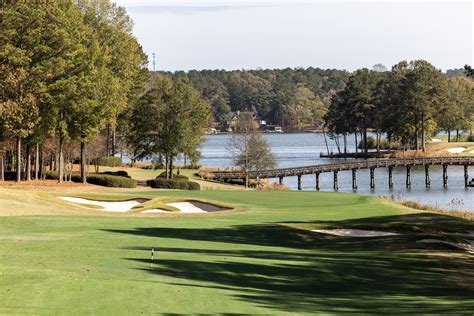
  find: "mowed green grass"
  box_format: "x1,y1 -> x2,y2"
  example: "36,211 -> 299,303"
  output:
1,190 -> 473,314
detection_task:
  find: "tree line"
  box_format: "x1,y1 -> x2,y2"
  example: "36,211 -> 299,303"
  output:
159,65 -> 471,134
325,61 -> 474,154
159,68 -> 349,131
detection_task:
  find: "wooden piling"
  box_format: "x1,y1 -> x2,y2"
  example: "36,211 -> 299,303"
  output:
297,175 -> 302,191
351,169 -> 357,190
370,168 -> 375,190
425,165 -> 430,188
464,165 -> 469,188
315,173 -> 320,191
406,165 -> 411,188
388,166 -> 393,189
333,171 -> 338,191
443,165 -> 448,188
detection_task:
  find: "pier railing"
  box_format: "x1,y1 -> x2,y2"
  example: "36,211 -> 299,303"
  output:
203,156 -> 474,190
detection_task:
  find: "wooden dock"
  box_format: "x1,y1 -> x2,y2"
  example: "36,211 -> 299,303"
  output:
203,156 -> 474,190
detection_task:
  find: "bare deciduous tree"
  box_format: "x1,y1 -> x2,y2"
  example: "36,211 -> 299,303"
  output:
229,112 -> 276,188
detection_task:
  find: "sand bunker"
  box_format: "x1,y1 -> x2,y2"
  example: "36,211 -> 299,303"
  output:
141,210 -> 168,214
59,197 -> 227,214
431,138 -> 442,142
417,239 -> 474,254
447,147 -> 466,153
168,201 -> 226,213
59,197 -> 142,212
311,229 -> 400,237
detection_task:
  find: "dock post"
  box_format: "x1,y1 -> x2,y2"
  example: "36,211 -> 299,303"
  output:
425,165 -> 430,188
406,166 -> 411,188
279,176 -> 283,186
315,173 -> 320,191
443,165 -> 448,188
464,165 -> 469,188
352,169 -> 357,190
297,175 -> 302,191
370,168 -> 375,190
388,166 -> 393,189
333,171 -> 339,191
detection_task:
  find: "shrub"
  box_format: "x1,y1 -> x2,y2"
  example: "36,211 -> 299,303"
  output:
147,178 -> 200,190
157,171 -> 189,181
187,181 -> 201,190
358,136 -> 376,149
100,171 -> 130,178
87,174 -> 136,188
466,135 -> 474,142
95,156 -> 122,167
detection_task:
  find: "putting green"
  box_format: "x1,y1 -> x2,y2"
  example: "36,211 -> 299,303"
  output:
0,189 -> 473,314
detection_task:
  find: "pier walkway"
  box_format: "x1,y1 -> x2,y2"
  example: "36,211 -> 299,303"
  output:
204,156 -> 474,190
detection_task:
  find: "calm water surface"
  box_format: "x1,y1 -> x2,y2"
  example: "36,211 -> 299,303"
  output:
199,133 -> 473,212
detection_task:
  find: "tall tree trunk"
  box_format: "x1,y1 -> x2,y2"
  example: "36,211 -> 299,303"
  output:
323,131 -> 330,155
106,124 -> 110,156
343,134 -> 347,155
456,129 -> 460,142
165,155 -> 169,179
26,145 -> 31,181
169,157 -> 173,179
34,144 -> 39,180
39,145 -> 44,180
80,141 -> 87,184
421,111 -> 426,152
112,126 -> 116,157
0,153 -> 4,181
49,151 -> 53,171
415,128 -> 419,152
363,128 -> 368,154
58,136 -> 64,183
15,136 -> 21,182
355,132 -> 358,154
448,130 -> 451,142
376,132 -> 380,153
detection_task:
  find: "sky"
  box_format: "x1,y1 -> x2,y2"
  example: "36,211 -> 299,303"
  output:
114,0 -> 473,72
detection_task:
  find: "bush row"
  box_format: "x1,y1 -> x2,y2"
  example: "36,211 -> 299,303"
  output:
147,178 -> 200,190
45,171 -> 136,188
87,174 -> 136,188
157,172 -> 189,181
95,156 -> 122,167
100,171 -> 130,178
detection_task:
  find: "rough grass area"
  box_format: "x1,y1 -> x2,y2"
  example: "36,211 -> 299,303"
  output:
426,140 -> 474,156
0,189 -> 473,314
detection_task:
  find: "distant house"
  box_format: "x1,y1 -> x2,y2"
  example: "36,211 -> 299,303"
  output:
226,111 -> 265,132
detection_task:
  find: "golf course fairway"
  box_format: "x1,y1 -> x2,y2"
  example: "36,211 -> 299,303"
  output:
1,187 -> 473,314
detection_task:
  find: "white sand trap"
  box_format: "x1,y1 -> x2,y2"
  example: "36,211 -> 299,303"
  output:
447,147 -> 466,153
59,197 -> 141,212
417,239 -> 474,254
141,209 -> 168,214
470,150 -> 474,154
431,138 -> 442,142
311,229 -> 400,237
167,201 -> 226,213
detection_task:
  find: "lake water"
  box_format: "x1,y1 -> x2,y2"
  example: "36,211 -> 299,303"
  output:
198,133 -> 473,212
